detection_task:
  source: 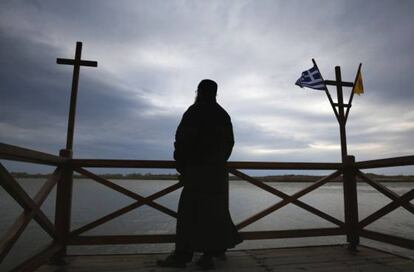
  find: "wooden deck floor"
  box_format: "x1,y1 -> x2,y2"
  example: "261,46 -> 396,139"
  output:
37,245 -> 413,272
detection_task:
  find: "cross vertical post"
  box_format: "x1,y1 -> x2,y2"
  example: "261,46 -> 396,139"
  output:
335,66 -> 348,163
65,41 -> 81,151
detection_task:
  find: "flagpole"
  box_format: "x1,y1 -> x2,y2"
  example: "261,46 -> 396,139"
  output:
345,63 -> 362,122
310,60 -> 350,162
312,59 -> 340,122
296,60 -> 362,249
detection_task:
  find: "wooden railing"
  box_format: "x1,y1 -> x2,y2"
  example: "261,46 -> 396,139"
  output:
0,142 -> 413,271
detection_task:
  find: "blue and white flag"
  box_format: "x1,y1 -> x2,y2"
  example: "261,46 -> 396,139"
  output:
295,65 -> 326,90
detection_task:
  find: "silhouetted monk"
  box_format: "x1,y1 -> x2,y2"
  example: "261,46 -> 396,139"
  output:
157,79 -> 243,269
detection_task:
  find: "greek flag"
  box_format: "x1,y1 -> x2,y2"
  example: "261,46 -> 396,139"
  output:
295,65 -> 326,90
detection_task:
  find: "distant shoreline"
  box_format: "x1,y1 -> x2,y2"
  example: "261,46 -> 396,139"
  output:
11,172 -> 414,182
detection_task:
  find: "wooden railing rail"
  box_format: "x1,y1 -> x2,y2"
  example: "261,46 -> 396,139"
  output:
71,159 -> 342,170
355,155 -> 414,169
359,229 -> 414,250
0,143 -> 66,166
69,228 -> 346,246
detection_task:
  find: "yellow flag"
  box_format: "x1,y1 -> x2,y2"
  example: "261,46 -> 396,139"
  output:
353,69 -> 364,95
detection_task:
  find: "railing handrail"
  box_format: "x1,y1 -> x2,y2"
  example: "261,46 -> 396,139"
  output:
0,143 -> 66,166
71,159 -> 342,170
0,143 -> 341,170
355,155 -> 414,169
3,142 -> 414,170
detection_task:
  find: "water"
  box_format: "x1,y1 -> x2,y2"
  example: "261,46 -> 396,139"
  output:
1,178 -> 413,270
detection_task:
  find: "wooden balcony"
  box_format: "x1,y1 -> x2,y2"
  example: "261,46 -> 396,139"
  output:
0,143 -> 413,271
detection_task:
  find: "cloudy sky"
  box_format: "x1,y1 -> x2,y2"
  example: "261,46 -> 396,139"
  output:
1,0 -> 413,174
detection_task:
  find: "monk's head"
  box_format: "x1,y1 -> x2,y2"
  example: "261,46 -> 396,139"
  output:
195,79 -> 217,103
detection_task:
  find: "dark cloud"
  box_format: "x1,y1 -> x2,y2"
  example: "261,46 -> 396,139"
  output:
1,0 -> 413,174
0,30 -> 178,162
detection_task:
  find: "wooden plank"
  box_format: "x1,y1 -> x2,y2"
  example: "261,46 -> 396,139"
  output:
311,59 -> 340,122
71,202 -> 145,237
325,80 -> 354,87
70,234 -> 176,245
325,90 -> 340,122
0,143 -> 65,165
357,170 -> 414,215
0,164 -> 56,237
0,167 -> 61,263
71,159 -> 176,168
57,58 -> 98,67
343,156 -> 359,248
360,229 -> 414,250
70,228 -> 345,245
356,155 -> 414,169
74,167 -> 177,218
70,182 -> 182,236
359,189 -> 414,228
334,66 -> 348,163
240,228 -> 345,239
292,199 -> 345,227
232,170 -> 344,229
10,243 -> 63,272
228,161 -> 342,170
333,103 -> 351,107
71,159 -> 341,170
53,161 -> 74,258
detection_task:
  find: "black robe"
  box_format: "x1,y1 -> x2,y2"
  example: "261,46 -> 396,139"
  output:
174,101 -> 243,252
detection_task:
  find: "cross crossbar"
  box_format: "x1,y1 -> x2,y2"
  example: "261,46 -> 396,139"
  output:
56,58 -> 97,67
324,80 -> 354,87
333,103 -> 351,108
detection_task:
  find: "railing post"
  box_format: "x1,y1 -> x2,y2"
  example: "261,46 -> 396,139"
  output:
343,155 -> 359,250
52,149 -> 74,263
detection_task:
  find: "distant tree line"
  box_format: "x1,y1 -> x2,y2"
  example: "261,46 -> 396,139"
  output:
10,172 -> 180,180
10,172 -> 414,182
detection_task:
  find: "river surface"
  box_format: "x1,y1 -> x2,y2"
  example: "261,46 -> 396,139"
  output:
1,178 -> 413,270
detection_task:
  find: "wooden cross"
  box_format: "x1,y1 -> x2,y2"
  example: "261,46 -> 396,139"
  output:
57,41 -> 98,153
312,60 -> 363,249
312,59 -> 361,163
